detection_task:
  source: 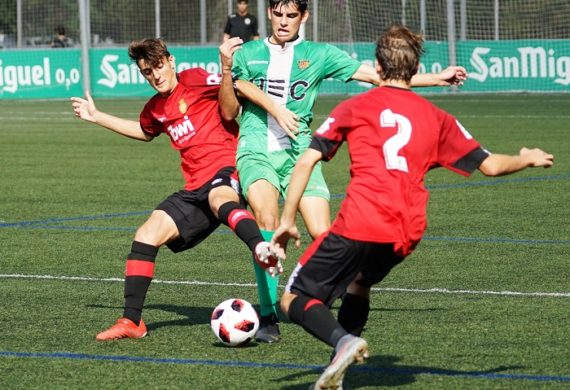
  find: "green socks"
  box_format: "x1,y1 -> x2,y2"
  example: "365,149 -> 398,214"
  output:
253,229 -> 280,317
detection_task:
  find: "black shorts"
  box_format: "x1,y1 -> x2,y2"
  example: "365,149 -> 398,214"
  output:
286,232 -> 404,307
156,167 -> 244,253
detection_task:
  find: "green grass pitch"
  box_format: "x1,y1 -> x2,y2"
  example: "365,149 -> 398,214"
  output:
0,94 -> 569,389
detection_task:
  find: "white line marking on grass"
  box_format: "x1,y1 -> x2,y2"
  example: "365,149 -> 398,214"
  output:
376,287 -> 570,298
0,273 -> 257,287
0,116 -> 76,121
1,273 -> 569,298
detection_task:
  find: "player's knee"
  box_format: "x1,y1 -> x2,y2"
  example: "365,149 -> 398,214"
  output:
208,186 -> 240,216
255,211 -> 278,231
346,275 -> 371,298
307,224 -> 328,240
280,292 -> 297,317
346,282 -> 371,299
134,226 -> 155,245
134,210 -> 176,246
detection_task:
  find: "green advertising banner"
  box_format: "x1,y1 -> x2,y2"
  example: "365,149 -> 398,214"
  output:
0,49 -> 83,99
1,40 -> 569,99
90,47 -> 222,98
319,42 -> 450,94
458,40 -> 570,92
90,42 -> 452,97
321,40 -> 570,93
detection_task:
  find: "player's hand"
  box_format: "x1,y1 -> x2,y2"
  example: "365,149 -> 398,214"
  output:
219,37 -> 243,73
273,105 -> 300,140
271,221 -> 301,260
70,92 -> 97,123
520,147 -> 554,168
436,66 -> 468,86
266,259 -> 284,278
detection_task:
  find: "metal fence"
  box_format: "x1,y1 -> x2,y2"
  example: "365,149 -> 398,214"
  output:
1,0 -> 569,98
1,0 -> 569,49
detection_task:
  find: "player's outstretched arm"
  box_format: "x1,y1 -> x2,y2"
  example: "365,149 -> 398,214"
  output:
350,63 -> 381,86
235,79 -> 300,139
478,147 -> 554,177
70,92 -> 151,141
351,63 -> 468,88
271,148 -> 322,259
411,66 -> 468,87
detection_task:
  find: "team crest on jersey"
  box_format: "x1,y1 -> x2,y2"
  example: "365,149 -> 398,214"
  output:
178,99 -> 187,114
297,60 -> 310,70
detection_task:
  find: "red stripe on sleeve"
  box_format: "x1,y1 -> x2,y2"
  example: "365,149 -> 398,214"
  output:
125,260 -> 155,278
228,209 -> 255,231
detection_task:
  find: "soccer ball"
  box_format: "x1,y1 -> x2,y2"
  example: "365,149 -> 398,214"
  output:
210,298 -> 259,347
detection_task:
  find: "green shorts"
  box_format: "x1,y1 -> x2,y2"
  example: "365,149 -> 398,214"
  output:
237,149 -> 330,202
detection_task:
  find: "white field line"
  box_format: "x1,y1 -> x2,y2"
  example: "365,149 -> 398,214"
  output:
1,273 -> 569,298
377,287 -> 570,298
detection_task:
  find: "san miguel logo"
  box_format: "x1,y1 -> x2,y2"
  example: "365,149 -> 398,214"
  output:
178,98 -> 188,114
469,46 -> 570,86
297,60 -> 310,70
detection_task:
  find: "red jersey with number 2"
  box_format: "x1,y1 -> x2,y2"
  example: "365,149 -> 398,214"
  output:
311,86 -> 488,257
139,68 -> 239,190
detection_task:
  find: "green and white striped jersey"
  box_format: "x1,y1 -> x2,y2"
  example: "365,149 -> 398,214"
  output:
232,36 -> 361,154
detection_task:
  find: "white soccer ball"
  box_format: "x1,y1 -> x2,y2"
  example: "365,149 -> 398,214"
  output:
210,298 -> 259,347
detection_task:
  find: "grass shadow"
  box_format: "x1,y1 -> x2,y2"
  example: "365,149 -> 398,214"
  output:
86,303 -> 212,331
277,354 -> 525,389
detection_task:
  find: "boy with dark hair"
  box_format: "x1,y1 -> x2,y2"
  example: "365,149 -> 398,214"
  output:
70,38 -> 282,340
271,24 -> 554,389
225,0 -> 468,343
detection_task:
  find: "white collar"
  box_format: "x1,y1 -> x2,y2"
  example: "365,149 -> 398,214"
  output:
264,35 -> 303,51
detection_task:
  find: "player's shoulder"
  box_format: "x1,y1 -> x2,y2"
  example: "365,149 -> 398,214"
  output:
330,92 -> 367,116
349,87 -> 380,104
142,92 -> 162,112
242,38 -> 264,50
178,67 -> 208,81
177,67 -> 223,88
388,87 -> 451,121
304,41 -> 354,64
333,88 -> 390,116
235,38 -> 265,59
404,87 -> 445,114
306,40 -> 345,53
179,67 -> 207,76
302,40 -> 332,51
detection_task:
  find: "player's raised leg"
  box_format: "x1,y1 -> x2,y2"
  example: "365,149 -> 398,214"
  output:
210,182 -> 281,272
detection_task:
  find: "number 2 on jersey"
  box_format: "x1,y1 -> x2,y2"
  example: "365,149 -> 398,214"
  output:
380,109 -> 412,172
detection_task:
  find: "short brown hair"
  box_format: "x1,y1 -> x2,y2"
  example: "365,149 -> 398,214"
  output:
128,38 -> 171,68
269,0 -> 308,13
375,25 -> 424,82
